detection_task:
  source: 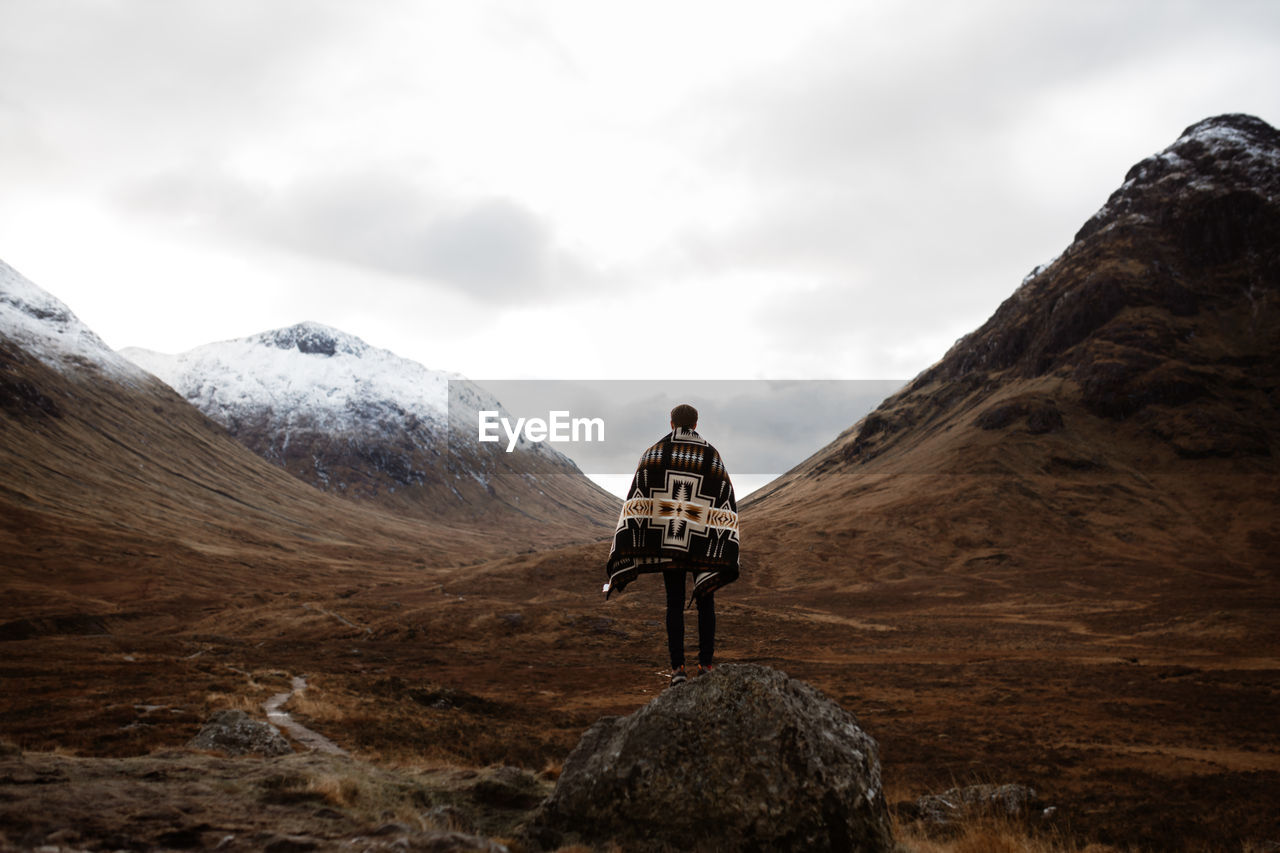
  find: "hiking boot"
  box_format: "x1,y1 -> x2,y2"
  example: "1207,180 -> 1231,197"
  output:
669,665 -> 687,686
697,663 -> 715,677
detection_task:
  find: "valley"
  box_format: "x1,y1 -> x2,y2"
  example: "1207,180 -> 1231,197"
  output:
3,113 -> 1279,851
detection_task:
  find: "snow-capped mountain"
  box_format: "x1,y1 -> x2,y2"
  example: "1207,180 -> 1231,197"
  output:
0,259 -> 488,581
124,322 -> 528,445
123,324 -> 617,524
3,260 -> 617,581
0,260 -> 147,383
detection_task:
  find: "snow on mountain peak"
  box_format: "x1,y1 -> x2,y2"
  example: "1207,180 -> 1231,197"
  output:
123,324 -> 458,435
251,322 -> 370,358
1075,113 -> 1280,242
0,259 -> 146,381
122,322 -> 561,499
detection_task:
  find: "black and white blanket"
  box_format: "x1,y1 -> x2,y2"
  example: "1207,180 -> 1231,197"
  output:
605,428 -> 740,603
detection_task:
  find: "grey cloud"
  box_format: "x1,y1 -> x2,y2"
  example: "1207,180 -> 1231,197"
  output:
667,1 -> 1280,373
120,168 -> 588,301
0,1 -> 354,172
704,2 -> 1279,183
5,1 -> 596,303
412,200 -> 556,294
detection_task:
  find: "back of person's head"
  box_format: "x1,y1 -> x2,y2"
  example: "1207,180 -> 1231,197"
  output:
670,403 -> 698,429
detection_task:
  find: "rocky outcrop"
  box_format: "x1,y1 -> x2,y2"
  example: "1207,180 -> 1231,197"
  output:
188,709 -> 293,757
534,663 -> 892,852
826,113 -> 1280,468
904,783 -> 1044,829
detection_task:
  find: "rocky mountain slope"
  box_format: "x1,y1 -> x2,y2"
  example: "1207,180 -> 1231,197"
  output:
123,325 -> 617,529
743,113 -> 1280,599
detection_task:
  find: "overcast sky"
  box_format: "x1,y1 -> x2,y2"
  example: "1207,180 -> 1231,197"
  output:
2,0 -> 1278,386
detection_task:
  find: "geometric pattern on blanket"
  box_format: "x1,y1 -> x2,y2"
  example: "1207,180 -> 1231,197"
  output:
605,428 -> 740,603
619,471 -> 739,549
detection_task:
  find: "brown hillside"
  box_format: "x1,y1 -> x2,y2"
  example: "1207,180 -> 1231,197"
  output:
743,113 -> 1280,599
0,326 -> 608,627
2,117 -> 1278,851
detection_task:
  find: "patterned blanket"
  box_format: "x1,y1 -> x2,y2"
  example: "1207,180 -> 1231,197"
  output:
605,428 -> 740,604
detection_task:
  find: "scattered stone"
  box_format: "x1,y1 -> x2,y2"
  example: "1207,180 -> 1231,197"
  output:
909,783 -> 1042,828
188,709 -> 292,757
536,663 -> 893,852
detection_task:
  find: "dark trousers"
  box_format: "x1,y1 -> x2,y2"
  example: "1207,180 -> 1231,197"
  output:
663,569 -> 715,669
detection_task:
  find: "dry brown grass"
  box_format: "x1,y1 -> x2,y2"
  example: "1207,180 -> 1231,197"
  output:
261,761 -> 437,829
893,822 -> 1125,853
201,691 -> 260,714
306,773 -> 365,809
283,688 -> 344,723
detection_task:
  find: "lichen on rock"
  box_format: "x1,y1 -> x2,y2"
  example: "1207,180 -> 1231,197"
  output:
534,663 -> 893,852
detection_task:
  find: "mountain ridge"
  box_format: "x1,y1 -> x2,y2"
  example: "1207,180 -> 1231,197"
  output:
123,322 -> 617,526
0,261 -> 614,624
742,113 -> 1279,595
0,259 -> 148,383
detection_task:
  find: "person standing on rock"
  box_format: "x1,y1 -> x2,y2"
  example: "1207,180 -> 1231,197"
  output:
604,403 -> 741,686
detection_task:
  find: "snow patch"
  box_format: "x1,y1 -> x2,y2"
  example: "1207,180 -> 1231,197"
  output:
1077,114 -> 1280,236
123,323 -> 455,435
122,322 -> 560,464
0,259 -> 148,382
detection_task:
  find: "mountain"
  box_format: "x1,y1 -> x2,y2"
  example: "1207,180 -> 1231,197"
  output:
122,324 -> 618,530
5,118 -> 1277,852
0,261 -> 150,383
742,114 -> 1280,598
0,262 -> 600,624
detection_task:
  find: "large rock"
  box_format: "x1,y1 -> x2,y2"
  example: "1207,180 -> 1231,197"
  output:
536,663 -> 893,852
188,709 -> 292,757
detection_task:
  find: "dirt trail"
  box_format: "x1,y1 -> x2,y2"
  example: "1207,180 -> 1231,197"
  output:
262,676 -> 346,755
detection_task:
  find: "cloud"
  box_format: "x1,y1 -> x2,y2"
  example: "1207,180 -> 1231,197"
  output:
408,199 -> 557,294
654,0 -> 1280,376
0,1 -> 356,180
1,1 -> 596,304
119,167 -> 593,301
259,176 -> 562,298
3,0 -> 1279,382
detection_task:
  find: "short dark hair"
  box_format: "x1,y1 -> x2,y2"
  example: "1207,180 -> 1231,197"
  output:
670,403 -> 698,429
